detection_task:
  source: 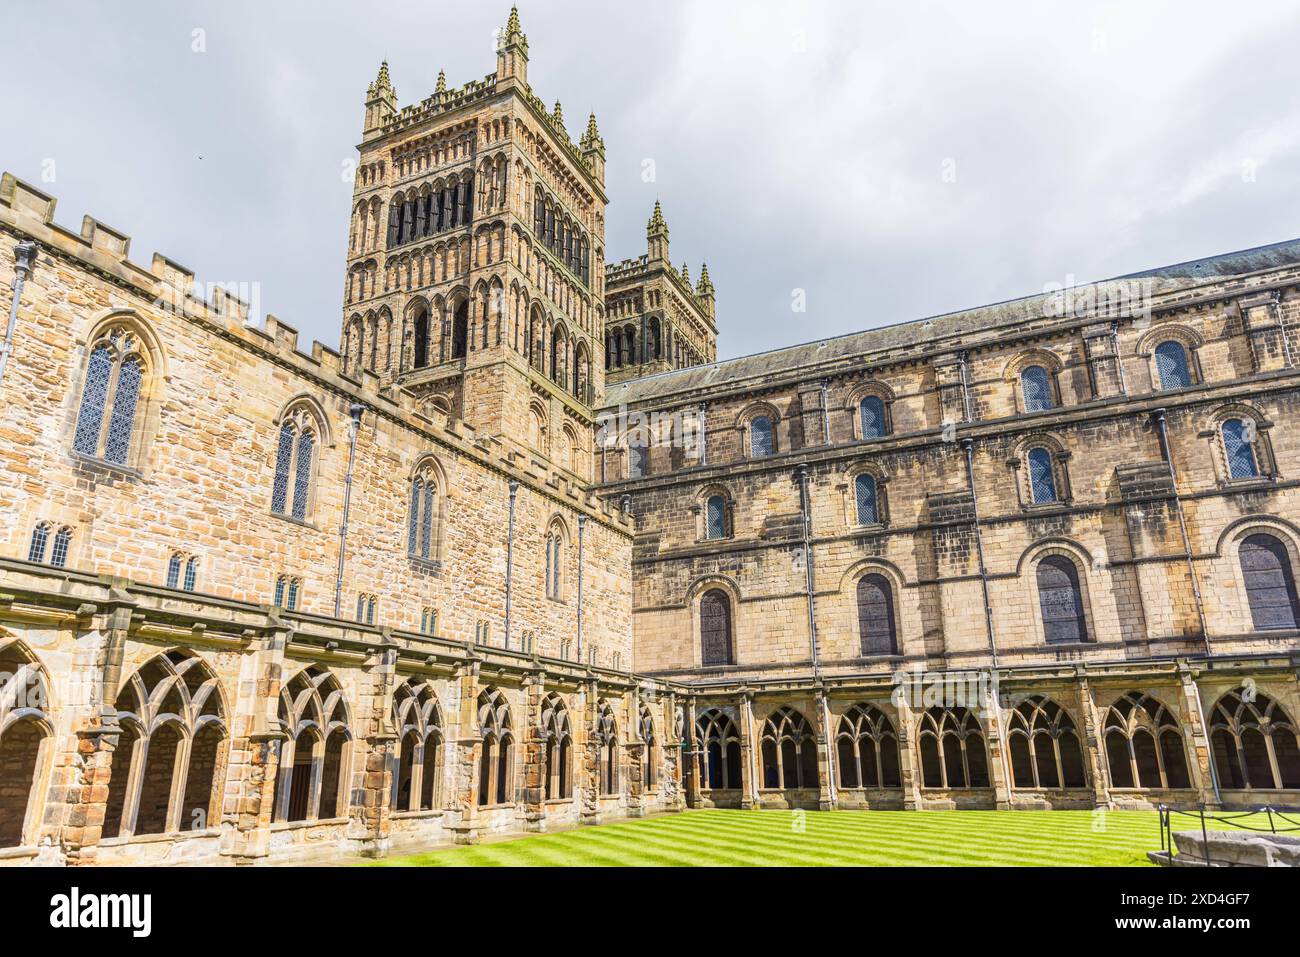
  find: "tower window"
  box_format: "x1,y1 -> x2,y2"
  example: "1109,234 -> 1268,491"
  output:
1027,447 -> 1058,504
1154,340 -> 1192,390
705,495 -> 727,540
749,416 -> 774,458
1020,365 -> 1054,412
1222,419 -> 1260,479
859,396 -> 888,440
854,474 -> 879,525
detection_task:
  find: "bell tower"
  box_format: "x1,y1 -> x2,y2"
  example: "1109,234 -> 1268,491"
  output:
339,7 -> 609,479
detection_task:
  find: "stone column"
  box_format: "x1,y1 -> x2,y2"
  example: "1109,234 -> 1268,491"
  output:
448,657 -> 483,845
738,692 -> 757,810
983,681 -> 1012,810
218,623 -> 290,864
1075,672 -> 1111,808
1082,323 -> 1125,398
814,691 -> 834,810
348,643 -> 398,857
521,671 -> 547,832
580,678 -> 601,825
1177,665 -> 1219,807
893,696 -> 923,810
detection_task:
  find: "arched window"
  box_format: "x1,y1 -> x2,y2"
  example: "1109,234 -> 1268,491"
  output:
166,552 -> 198,592
50,527 -> 71,568
540,693 -> 572,800
274,574 -> 301,611
705,495 -> 727,539
391,678 -> 444,811
597,700 -> 619,796
1007,696 -> 1086,789
1027,447 -> 1057,504
859,396 -> 887,439
640,705 -> 657,790
856,574 -> 898,655
1239,533 -> 1300,630
104,651 -> 227,837
544,523 -> 565,600
1209,688 -> 1300,790
413,307 -> 430,369
696,709 -> 742,790
627,441 -> 648,479
699,589 -> 734,666
451,301 -> 469,359
854,473 -> 879,525
27,523 -> 50,563
1037,555 -> 1088,644
273,666 -> 350,822
1102,691 -> 1190,790
1222,418 -> 1260,479
408,464 -> 441,561
1154,340 -> 1192,390
1020,365 -> 1054,412
917,707 -> 989,789
271,409 -> 318,521
73,325 -> 148,466
476,688 -> 514,806
836,704 -> 901,789
749,415 -> 774,457
760,706 -> 818,790
0,641 -> 54,849
355,593 -> 377,625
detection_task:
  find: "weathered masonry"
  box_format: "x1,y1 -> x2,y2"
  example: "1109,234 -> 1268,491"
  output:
2,7 -> 1300,866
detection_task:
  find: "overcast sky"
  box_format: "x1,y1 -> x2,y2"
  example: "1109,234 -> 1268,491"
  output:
6,1 -> 1300,361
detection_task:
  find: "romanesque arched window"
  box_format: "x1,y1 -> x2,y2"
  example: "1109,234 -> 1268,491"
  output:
477,688 -> 514,806
273,666 -> 350,822
540,693 -> 572,800
760,706 -> 818,790
856,573 -> 898,655
1239,533 -> 1300,630
1007,695 -> 1086,789
408,462 -> 442,562
271,407 -> 319,521
699,589 -> 734,666
391,678 -> 444,812
1102,691 -> 1190,790
1027,447 -> 1057,504
696,709 -> 742,790
451,300 -> 469,359
640,704 -> 657,790
413,307 -> 430,369
1020,365 -> 1054,412
103,651 -> 227,837
854,473 -> 879,525
1037,555 -> 1088,644
73,325 -> 150,466
1154,340 -> 1192,390
1222,418 -> 1259,479
749,415 -> 774,458
859,396 -> 888,439
835,704 -> 900,789
917,707 -> 989,789
0,640 -> 54,849
705,494 -> 727,539
597,700 -> 619,796
1209,687 -> 1300,790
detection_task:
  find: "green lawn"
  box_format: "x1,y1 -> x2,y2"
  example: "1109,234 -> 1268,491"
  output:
374,808 -> 1173,866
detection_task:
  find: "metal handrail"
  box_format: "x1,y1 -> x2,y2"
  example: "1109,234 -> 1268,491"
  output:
1158,803 -> 1300,866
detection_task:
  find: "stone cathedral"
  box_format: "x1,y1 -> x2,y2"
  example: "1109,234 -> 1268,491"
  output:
1,8 -> 1299,866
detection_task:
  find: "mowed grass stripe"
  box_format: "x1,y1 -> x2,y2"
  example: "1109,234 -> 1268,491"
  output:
376,808 -> 1168,867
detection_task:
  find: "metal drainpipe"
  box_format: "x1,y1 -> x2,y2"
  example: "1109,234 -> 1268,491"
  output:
1152,409 -> 1211,656
504,480 -> 519,649
796,465 -> 821,679
0,240 -> 39,386
333,404 -> 366,618
575,514 -> 587,663
960,438 -> 999,667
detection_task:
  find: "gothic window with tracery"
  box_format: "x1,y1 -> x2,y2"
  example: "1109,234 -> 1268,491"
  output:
73,325 -> 148,466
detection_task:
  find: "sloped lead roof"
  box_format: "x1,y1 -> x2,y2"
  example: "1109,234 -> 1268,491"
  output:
603,236 -> 1300,408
